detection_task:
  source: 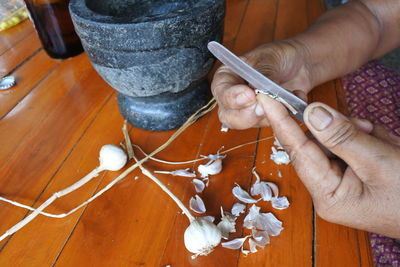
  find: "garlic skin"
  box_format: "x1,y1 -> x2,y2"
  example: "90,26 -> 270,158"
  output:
270,147 -> 290,165
197,159 -> 222,178
99,144 -> 128,171
184,218 -> 222,257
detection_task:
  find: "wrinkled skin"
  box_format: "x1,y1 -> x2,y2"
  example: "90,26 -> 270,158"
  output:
211,0 -> 400,237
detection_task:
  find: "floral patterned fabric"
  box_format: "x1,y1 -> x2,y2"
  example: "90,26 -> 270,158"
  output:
342,61 -> 400,136
342,60 -> 400,266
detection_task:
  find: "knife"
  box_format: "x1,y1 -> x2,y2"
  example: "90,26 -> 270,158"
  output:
207,41 -> 307,122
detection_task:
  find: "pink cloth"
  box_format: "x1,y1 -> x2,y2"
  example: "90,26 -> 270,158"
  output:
342,60 -> 400,266
342,61 -> 400,136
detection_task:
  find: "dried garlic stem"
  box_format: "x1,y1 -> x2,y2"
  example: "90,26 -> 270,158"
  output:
133,136 -> 275,166
133,144 -> 204,165
0,167 -> 103,241
219,136 -> 274,154
35,99 -> 217,218
133,155 -> 195,222
122,120 -> 135,159
0,197 -> 59,218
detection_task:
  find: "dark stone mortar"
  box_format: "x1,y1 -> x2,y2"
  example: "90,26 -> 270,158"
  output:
69,0 -> 225,131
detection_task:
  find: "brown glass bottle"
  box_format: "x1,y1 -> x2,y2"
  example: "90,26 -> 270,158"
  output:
25,0 -> 83,59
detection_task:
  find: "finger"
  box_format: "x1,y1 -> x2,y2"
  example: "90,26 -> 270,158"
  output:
212,66 -> 256,109
370,124 -> 400,147
257,94 -> 342,199
306,118 -> 373,159
292,90 -> 308,102
350,118 -> 373,133
217,103 -> 269,129
303,102 -> 400,182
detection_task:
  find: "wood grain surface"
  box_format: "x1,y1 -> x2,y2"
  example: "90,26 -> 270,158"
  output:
0,1 -> 373,266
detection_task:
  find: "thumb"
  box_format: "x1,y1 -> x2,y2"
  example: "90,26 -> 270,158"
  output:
304,102 -> 396,181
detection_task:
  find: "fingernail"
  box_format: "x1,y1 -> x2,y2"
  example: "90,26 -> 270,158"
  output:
255,103 -> 264,116
309,106 -> 333,130
355,118 -> 373,132
236,93 -> 250,105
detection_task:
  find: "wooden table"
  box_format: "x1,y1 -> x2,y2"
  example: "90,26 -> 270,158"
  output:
0,0 -> 373,266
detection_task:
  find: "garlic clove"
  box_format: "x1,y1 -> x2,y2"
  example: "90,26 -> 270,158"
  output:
184,218 -> 222,257
192,179 -> 205,193
197,159 -> 223,178
189,195 -> 206,214
231,203 -> 246,217
99,144 -> 128,171
271,196 -> 290,210
232,184 -> 258,203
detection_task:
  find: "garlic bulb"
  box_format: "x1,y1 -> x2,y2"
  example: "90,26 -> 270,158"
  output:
99,144 -> 128,171
184,218 -> 222,257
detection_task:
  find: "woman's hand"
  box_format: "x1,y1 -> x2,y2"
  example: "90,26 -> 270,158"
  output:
211,39 -> 313,129
258,95 -> 400,238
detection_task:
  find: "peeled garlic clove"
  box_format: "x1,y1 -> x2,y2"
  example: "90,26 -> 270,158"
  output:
99,144 -> 128,171
184,218 -> 222,256
197,159 -> 222,178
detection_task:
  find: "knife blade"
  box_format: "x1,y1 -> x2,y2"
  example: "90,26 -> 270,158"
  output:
207,41 -> 307,122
